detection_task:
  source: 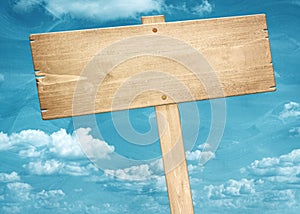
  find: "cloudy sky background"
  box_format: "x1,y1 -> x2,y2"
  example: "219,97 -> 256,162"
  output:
0,0 -> 300,213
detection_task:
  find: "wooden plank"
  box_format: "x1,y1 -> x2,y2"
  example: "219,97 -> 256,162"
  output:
30,14 -> 275,119
155,104 -> 194,214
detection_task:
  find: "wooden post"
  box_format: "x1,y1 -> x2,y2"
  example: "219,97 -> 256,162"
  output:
156,104 -> 194,214
141,16 -> 194,214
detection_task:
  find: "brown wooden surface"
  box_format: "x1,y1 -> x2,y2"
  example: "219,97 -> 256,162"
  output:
141,15 -> 165,24
156,104 -> 194,214
141,16 -> 194,214
30,14 -> 275,120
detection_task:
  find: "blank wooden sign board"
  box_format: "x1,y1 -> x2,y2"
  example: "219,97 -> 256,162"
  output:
30,15 -> 275,214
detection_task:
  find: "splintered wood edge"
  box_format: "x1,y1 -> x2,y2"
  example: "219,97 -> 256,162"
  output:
29,37 -> 45,113
264,19 -> 276,92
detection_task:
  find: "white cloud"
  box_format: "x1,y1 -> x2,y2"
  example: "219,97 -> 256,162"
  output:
164,0 -> 213,16
192,0 -> 212,15
105,164 -> 152,181
74,128 -> 114,160
0,128 -> 116,177
186,150 -> 202,160
279,102 -> 300,119
19,147 -> 41,158
24,159 -> 98,176
261,189 -> 296,208
0,172 -> 20,183
0,128 -> 113,160
104,159 -> 163,181
0,132 -> 13,150
103,159 -> 166,192
247,149 -> 300,183
205,178 -> 255,200
50,129 -> 84,158
25,159 -> 61,175
201,150 -> 300,210
6,182 -> 32,201
49,128 -> 113,160
188,164 -> 198,172
0,129 -> 50,151
13,0 -> 213,22
101,159 -> 167,192
102,149 -> 214,182
10,130 -> 50,146
149,158 -> 164,172
203,178 -> 297,209
13,0 -> 164,21
39,189 -> 65,198
186,150 -> 215,164
2,182 -> 66,213
34,189 -> 65,209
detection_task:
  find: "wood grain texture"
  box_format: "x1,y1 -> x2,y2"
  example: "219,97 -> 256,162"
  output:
155,104 -> 194,214
141,16 -> 194,214
30,14 -> 275,119
141,15 -> 165,24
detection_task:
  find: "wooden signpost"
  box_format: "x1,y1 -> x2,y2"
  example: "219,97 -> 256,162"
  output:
30,15 -> 275,214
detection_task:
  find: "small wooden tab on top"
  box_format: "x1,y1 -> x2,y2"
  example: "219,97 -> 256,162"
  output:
141,15 -> 165,24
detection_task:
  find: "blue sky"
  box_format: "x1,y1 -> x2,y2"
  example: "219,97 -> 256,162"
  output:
0,0 -> 300,213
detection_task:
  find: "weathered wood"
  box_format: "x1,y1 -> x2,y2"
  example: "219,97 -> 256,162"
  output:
141,15 -> 165,24
140,16 -> 194,214
156,104 -> 194,214
30,14 -> 275,120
